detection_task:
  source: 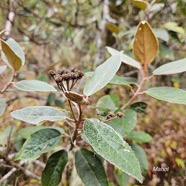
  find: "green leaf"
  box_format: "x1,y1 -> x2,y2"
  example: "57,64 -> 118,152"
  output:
16,126 -> 64,140
111,76 -> 137,85
131,144 -> 148,175
13,80 -> 57,92
153,58 -> 186,75
107,109 -> 137,137
114,168 -> 130,186
109,75 -> 131,87
75,148 -> 108,186
41,150 -> 68,186
0,98 -> 7,116
175,158 -> 185,168
84,119 -> 143,183
85,72 -> 137,86
1,38 -> 25,71
16,128 -> 62,160
127,131 -> 152,143
159,43 -> 174,60
106,47 -> 141,69
96,95 -> 116,112
145,87 -> 186,105
163,22 -> 185,35
10,106 -> 67,124
153,28 -> 169,42
83,54 -> 122,96
130,102 -> 148,113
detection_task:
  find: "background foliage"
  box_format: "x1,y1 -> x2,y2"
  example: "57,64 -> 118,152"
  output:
0,0 -> 186,185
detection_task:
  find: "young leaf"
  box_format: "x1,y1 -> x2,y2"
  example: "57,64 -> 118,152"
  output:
75,148 -> 108,186
96,95 -> 116,112
130,102 -> 148,113
153,58 -> 186,75
10,106 -> 67,124
110,75 -> 137,85
0,98 -> 7,116
106,47 -> 141,69
1,38 -> 25,72
131,144 -> 148,175
83,54 -> 122,96
13,80 -> 57,92
145,87 -> 186,105
127,131 -> 152,143
107,109 -> 137,137
41,150 -> 68,186
133,21 -> 158,70
83,119 -> 143,183
16,128 -> 62,160
109,75 -> 131,87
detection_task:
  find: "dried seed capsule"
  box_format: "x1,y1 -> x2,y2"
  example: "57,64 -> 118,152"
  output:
106,115 -> 111,120
78,71 -> 84,79
57,69 -> 65,75
48,70 -> 56,77
116,111 -> 124,118
62,74 -> 69,81
108,111 -> 115,117
54,74 -> 63,82
71,67 -> 76,72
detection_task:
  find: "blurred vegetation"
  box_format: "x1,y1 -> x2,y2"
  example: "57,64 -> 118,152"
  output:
0,0 -> 186,185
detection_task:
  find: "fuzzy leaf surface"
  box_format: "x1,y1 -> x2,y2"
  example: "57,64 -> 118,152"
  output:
11,106 -> 67,124
13,80 -> 57,92
153,58 -> 186,75
83,119 -> 142,183
84,54 -> 122,96
41,150 -> 68,186
16,128 -> 62,160
75,148 -> 108,186
145,87 -> 186,105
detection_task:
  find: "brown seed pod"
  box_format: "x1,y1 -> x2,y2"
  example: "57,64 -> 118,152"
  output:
54,74 -> 63,82
64,91 -> 89,105
48,70 -> 56,77
57,69 -> 65,75
108,111 -> 115,117
116,111 -> 124,118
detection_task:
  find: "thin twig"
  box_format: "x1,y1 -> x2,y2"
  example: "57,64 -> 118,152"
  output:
0,167 -> 17,183
121,70 -> 154,110
68,100 -> 77,122
0,73 -> 15,93
0,153 -> 40,180
70,104 -> 82,150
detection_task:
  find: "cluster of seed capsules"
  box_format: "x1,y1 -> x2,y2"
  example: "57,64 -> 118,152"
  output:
105,111 -> 124,120
48,68 -> 89,105
48,68 -> 84,92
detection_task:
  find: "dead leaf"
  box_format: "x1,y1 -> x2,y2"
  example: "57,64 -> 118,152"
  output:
133,21 -> 158,70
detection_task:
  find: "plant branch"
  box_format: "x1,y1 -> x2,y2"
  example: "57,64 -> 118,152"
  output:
70,104 -> 82,150
121,71 -> 154,110
68,100 -> 77,122
0,153 -> 40,180
0,73 -> 15,94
